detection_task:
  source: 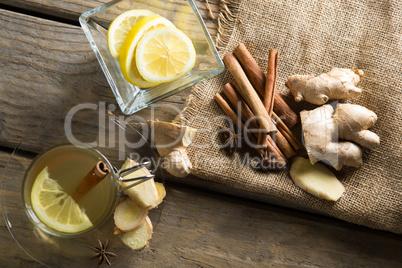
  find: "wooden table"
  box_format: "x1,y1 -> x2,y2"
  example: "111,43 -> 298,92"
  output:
0,0 -> 401,267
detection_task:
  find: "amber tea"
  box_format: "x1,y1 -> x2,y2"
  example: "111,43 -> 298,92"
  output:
22,144 -> 118,237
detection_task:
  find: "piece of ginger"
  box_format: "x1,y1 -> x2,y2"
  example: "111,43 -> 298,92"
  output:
286,68 -> 364,105
162,148 -> 192,178
155,182 -> 166,206
115,160 -> 166,252
114,198 -> 148,232
300,103 -> 380,170
120,216 -> 153,251
119,158 -> 160,209
148,120 -> 197,157
148,120 -> 197,178
290,157 -> 345,201
334,103 -> 380,149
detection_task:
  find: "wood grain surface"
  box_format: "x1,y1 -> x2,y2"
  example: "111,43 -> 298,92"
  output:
1,151 -> 401,267
0,0 -> 220,35
0,0 -> 401,267
0,0 -> 220,153
0,5 -> 209,152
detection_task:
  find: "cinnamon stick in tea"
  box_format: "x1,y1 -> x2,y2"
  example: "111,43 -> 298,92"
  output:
233,43 -> 298,128
71,161 -> 111,202
222,53 -> 276,136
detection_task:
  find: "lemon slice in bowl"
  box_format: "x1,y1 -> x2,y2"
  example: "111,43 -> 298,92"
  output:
135,26 -> 196,84
107,9 -> 155,60
31,167 -> 93,234
119,15 -> 175,88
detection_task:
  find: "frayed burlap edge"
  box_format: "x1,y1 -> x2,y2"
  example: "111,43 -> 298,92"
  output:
174,0 -> 241,125
174,0 -> 402,235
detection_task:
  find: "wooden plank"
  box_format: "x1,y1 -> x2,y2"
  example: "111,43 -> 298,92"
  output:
1,151 -> 402,267
0,0 -> 221,152
0,8 -> 193,153
0,0 -> 220,37
1,2 -> 402,267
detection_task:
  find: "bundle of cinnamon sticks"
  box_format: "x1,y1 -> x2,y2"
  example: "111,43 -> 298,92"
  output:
214,43 -> 301,169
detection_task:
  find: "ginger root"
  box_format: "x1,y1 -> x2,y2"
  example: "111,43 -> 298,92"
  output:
162,148 -> 192,178
155,182 -> 166,206
300,103 -> 380,170
119,158 -> 160,209
148,120 -> 197,178
290,157 -> 345,201
115,159 -> 166,251
333,103 -> 380,149
120,216 -> 153,251
286,68 -> 364,105
114,198 -> 148,232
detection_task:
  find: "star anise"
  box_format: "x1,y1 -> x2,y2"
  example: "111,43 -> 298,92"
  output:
219,126 -> 243,153
90,239 -> 117,266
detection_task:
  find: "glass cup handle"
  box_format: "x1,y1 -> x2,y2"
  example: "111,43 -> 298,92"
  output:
114,161 -> 155,193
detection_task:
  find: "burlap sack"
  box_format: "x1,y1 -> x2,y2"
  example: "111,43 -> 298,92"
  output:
179,0 -> 402,234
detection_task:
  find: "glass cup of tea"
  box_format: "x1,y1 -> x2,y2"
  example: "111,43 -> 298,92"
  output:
22,143 -> 154,238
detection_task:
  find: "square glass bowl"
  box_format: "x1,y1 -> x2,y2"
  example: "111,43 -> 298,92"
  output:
80,0 -> 224,114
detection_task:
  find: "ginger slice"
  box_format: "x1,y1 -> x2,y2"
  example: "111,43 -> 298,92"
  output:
154,182 -> 166,207
120,216 -> 153,251
119,158 -> 159,209
290,157 -> 345,201
114,198 -> 148,232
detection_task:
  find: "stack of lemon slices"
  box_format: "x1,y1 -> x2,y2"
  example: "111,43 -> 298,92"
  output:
107,10 -> 196,88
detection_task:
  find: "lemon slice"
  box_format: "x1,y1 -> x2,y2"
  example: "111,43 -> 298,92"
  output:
31,167 -> 93,233
107,9 -> 155,60
135,26 -> 196,84
119,15 -> 175,88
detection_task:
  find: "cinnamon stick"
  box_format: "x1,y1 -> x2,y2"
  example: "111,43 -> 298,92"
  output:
269,127 -> 296,159
222,53 -> 276,136
214,93 -> 258,153
71,161 -> 111,202
272,112 -> 302,150
223,83 -> 259,130
233,43 -> 298,128
214,93 -> 286,167
264,49 -> 278,115
231,78 -> 300,152
221,84 -> 285,159
222,82 -> 295,159
214,93 -> 242,129
258,49 -> 278,148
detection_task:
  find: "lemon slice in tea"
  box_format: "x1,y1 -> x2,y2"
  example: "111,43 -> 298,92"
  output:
107,9 -> 155,60
31,167 -> 93,233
